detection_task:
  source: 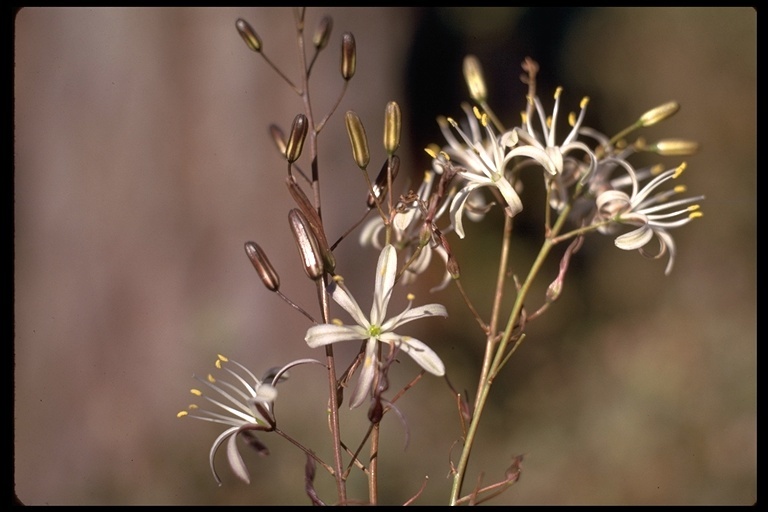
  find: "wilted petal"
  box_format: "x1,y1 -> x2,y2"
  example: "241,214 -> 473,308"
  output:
615,224 -> 654,250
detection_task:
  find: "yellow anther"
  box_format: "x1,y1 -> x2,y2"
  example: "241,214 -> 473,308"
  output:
215,359 -> 222,369
333,274 -> 344,283
177,411 -> 188,418
423,170 -> 433,182
688,205 -> 701,212
546,116 -> 553,129
689,211 -> 703,219
447,117 -> 458,128
650,164 -> 665,176
207,374 -> 216,383
424,146 -> 438,159
189,404 -> 198,410
520,112 -> 528,124
190,389 -> 202,396
217,354 -> 228,362
580,96 -> 589,109
480,113 -> 489,127
673,185 -> 687,193
406,293 -> 415,301
332,318 -> 343,326
554,86 -> 563,99
472,105 -> 482,120
568,112 -> 576,127
673,162 -> 687,179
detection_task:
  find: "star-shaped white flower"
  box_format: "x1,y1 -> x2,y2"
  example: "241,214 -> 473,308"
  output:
305,245 -> 447,408
594,162 -> 704,275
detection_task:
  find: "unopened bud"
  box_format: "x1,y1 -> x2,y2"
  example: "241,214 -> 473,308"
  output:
463,55 -> 487,103
235,19 -> 262,53
345,110 -> 370,169
288,209 -> 324,280
285,114 -> 308,163
269,124 -> 287,157
244,241 -> 280,292
286,177 -> 336,273
383,101 -> 401,155
341,32 -> 356,80
313,16 -> 333,50
367,156 -> 400,208
639,101 -> 680,127
648,139 -> 700,156
438,232 -> 460,279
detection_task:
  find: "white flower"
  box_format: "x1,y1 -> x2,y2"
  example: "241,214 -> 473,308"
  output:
178,354 -> 319,485
594,162 -> 704,275
512,86 -> 597,180
305,245 -> 447,408
435,103 -> 522,238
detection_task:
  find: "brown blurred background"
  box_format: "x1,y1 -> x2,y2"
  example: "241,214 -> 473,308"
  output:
14,7 -> 755,505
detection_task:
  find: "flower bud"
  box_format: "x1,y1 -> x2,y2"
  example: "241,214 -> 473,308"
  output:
244,242 -> 280,292
288,209 -> 324,280
648,138 -> 700,156
285,114 -> 308,164
383,101 -> 401,155
312,16 -> 333,50
286,177 -> 336,273
367,156 -> 400,208
341,32 -> 356,80
639,101 -> 679,127
235,19 -> 262,53
463,55 -> 487,103
345,110 -> 370,169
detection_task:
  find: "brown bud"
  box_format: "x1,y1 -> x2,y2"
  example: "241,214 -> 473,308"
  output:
341,32 -> 356,80
345,110 -> 370,169
285,177 -> 336,273
288,209 -> 324,280
639,101 -> 680,127
235,19 -> 262,53
463,55 -> 487,103
244,242 -> 280,292
383,101 -> 401,155
312,16 -> 333,50
367,156 -> 400,208
285,114 -> 308,163
268,124 -> 287,157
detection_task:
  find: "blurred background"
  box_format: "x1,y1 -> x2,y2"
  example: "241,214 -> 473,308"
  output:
13,7 -> 755,505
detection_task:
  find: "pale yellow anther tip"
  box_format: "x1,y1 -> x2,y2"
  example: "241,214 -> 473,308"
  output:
177,411 -> 188,418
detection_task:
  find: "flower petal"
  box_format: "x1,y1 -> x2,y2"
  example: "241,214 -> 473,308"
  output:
381,303 -> 448,332
208,426 -> 239,486
305,323 -> 366,348
349,338 -> 378,408
615,225 -> 654,251
380,333 -> 445,376
327,280 -> 369,328
371,245 -> 397,324
227,430 -> 251,484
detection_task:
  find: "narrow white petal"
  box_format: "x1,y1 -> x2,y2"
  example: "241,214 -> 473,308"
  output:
371,245 -> 397,324
328,281 -> 369,328
209,427 -> 239,486
615,225 -> 654,250
380,334 -> 445,376
305,324 -> 366,348
227,430 -> 251,484
449,184 -> 477,239
493,177 -> 523,217
382,303 -> 448,332
349,339 -> 378,408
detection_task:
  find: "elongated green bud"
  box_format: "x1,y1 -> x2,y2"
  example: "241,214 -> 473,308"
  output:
639,101 -> 679,127
341,32 -> 356,80
345,110 -> 370,169
463,55 -> 487,103
367,156 -> 400,208
285,114 -> 308,163
383,101 -> 401,155
288,209 -> 324,280
235,19 -> 262,53
244,242 -> 280,291
313,16 -> 333,50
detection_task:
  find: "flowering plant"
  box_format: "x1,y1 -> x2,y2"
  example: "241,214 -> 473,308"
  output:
177,8 -> 703,505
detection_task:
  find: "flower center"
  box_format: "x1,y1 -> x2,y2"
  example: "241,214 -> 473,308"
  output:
368,325 -> 382,337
